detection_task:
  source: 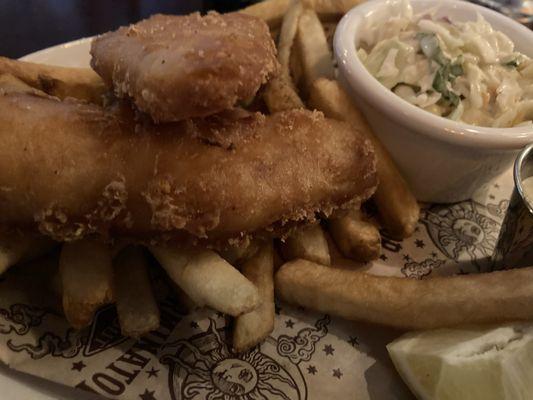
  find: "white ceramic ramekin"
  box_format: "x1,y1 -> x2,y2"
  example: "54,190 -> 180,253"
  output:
334,0 -> 533,203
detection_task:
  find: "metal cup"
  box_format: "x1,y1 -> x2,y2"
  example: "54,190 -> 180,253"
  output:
493,143 -> 533,268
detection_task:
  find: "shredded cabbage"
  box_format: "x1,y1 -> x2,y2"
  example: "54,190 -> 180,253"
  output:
358,0 -> 533,128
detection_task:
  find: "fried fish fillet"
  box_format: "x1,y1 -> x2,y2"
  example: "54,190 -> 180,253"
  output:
91,12 -> 280,122
0,90 -> 376,247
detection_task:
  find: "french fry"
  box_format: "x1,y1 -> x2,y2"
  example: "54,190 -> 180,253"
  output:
303,0 -> 364,19
281,223 -> 331,266
328,209 -> 381,262
277,0 -> 303,78
241,0 -> 360,27
7,252 -> 64,314
233,242 -> 275,352
273,246 -> 285,271
270,26 -> 281,42
264,76 -> 305,112
172,283 -> 199,314
152,254 -> 199,313
289,38 -> 304,89
0,230 -> 55,274
0,73 -> 47,95
219,240 -> 260,265
40,255 -> 65,314
322,21 -> 338,54
270,8 -> 330,266
276,260 -> 533,330
111,239 -> 131,258
59,240 -> 114,329
263,0 -> 305,113
0,56 -> 107,104
150,247 -> 260,317
309,78 -> 420,238
296,9 -> 335,94
50,269 -> 63,305
183,252 -> 259,316
114,246 -> 160,339
240,0 -> 291,29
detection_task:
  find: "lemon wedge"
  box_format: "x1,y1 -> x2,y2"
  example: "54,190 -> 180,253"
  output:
387,323 -> 533,400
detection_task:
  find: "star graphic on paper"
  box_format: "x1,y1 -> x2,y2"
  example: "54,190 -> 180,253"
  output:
348,336 -> 359,347
414,226 -> 420,232
285,319 -> 295,329
71,361 -> 86,372
379,254 -> 388,261
431,252 -> 438,258
332,368 -> 343,379
415,239 -> 425,249
216,311 -> 225,319
190,321 -> 199,329
403,254 -> 411,262
146,367 -> 159,378
323,344 -> 335,356
307,365 -> 318,375
489,194 -> 495,200
139,389 -> 157,400
494,183 -> 500,189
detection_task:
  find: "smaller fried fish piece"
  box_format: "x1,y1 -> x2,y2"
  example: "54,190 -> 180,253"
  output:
91,12 -> 279,122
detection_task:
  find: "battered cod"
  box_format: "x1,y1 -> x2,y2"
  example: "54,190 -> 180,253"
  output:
0,88 -> 377,247
91,12 -> 280,122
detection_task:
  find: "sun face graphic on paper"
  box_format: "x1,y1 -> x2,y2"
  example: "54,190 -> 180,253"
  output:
210,358 -> 258,395
160,319 -> 300,400
422,201 -> 499,268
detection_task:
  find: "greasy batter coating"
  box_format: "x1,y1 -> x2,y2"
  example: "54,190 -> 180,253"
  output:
91,12 -> 280,122
0,91 -> 377,247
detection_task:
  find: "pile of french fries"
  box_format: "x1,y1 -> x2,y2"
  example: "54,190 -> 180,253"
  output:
1,0 -> 532,354
252,0 -> 420,265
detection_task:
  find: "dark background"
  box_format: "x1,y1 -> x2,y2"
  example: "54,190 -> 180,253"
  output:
0,0 -> 258,58
1,1 -> 530,58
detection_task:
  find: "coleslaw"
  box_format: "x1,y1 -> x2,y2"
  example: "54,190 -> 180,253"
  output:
357,0 -> 533,128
